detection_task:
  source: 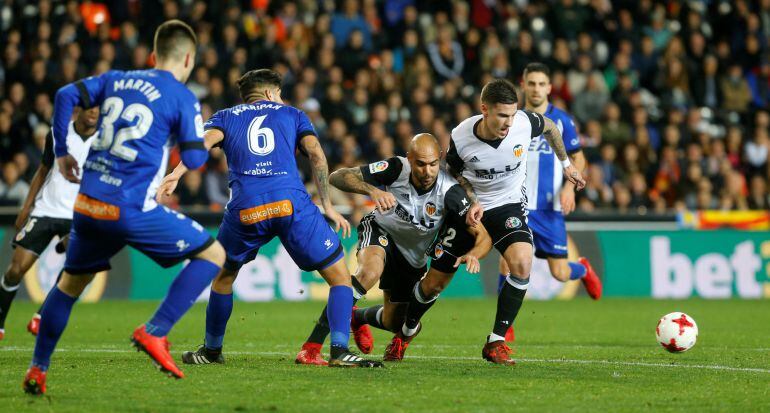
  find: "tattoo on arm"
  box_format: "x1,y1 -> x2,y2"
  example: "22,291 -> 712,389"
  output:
448,164 -> 478,203
329,167 -> 378,196
302,136 -> 332,205
542,117 -> 569,162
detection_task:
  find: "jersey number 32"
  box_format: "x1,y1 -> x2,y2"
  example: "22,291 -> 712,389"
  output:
91,96 -> 153,162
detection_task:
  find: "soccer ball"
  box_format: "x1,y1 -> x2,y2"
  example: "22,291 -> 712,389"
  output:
655,312 -> 698,353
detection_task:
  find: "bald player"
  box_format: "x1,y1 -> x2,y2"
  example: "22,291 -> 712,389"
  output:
296,134 -> 492,364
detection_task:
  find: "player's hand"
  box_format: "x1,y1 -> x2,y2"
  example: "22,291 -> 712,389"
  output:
325,205 -> 351,238
466,202 -> 483,227
156,174 -> 180,202
454,254 -> 481,273
369,188 -> 397,212
57,155 -> 81,184
563,164 -> 586,191
560,185 -> 576,216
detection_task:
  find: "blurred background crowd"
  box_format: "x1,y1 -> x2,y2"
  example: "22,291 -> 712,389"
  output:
0,0 -> 769,223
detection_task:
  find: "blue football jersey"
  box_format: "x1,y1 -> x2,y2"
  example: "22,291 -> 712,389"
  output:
525,104 -> 581,211
52,69 -> 207,210
204,101 -> 317,211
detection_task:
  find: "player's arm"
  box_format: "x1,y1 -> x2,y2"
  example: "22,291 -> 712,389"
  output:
334,158 -> 402,211
52,73 -> 110,183
538,115 -> 586,190
558,116 -> 586,215
157,129 -> 223,201
14,133 -> 54,231
300,134 -> 351,237
446,139 -> 483,226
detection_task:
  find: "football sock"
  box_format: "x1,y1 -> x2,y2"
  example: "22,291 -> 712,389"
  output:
32,286 -> 77,371
204,290 -> 233,350
404,281 -> 439,332
568,262 -> 588,280
327,285 -> 353,350
306,277 -> 366,345
35,269 -> 64,315
354,305 -> 385,330
497,273 -> 508,293
491,275 -> 529,339
146,259 -> 219,337
0,274 -> 21,328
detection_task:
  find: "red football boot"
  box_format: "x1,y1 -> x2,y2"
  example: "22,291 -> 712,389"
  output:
0,328 -> 5,341
130,324 -> 184,379
23,366 -> 47,395
578,257 -> 603,300
27,313 -> 41,336
350,306 -> 374,354
383,324 -> 421,361
504,326 -> 515,342
295,342 -> 328,366
482,337 -> 516,365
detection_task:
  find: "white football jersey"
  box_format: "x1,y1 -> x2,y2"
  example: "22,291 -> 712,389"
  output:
31,122 -> 97,219
447,111 -> 544,210
360,156 -> 469,268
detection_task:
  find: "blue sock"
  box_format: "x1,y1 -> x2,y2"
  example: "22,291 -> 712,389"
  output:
498,274 -> 508,294
327,285 -> 353,349
146,259 -> 220,337
204,290 -> 233,350
569,262 -> 588,280
32,286 -> 78,371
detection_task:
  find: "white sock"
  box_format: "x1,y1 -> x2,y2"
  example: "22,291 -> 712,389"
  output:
402,323 -> 419,337
488,333 -> 506,343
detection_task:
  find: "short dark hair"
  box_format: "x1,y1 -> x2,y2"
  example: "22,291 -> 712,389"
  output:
523,62 -> 551,79
480,78 -> 518,105
237,69 -> 283,102
154,20 -> 197,61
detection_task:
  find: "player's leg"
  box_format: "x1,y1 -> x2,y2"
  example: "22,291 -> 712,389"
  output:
124,206 -> 224,378
480,203 -> 533,365
498,256 -> 509,293
0,247 -> 38,339
24,218 -> 120,395
2,217 -> 66,339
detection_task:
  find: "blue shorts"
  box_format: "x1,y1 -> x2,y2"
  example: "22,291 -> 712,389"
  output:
217,189 -> 343,272
65,200 -> 215,274
527,209 -> 568,259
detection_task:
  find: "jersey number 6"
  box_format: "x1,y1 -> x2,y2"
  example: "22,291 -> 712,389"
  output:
247,115 -> 275,156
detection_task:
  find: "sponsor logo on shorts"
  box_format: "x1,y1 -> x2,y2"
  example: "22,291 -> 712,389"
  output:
239,200 -> 293,225
513,144 -> 524,158
425,202 -> 437,216
505,216 -> 521,229
378,235 -> 389,246
74,194 -> 121,221
369,161 -> 389,174
433,243 -> 444,258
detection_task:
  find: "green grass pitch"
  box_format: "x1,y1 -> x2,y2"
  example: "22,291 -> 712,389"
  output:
1,298 -> 769,412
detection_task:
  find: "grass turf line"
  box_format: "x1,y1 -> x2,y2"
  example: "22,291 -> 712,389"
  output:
1,298 -> 769,412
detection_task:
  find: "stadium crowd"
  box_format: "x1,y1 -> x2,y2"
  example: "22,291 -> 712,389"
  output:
0,0 -> 769,223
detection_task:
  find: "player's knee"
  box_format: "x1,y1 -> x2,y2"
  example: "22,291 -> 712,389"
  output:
356,269 -> 380,290
4,263 -> 25,284
420,277 -> 446,298
498,257 -> 509,275
551,267 -> 571,282
212,268 -> 237,293
200,241 -> 226,267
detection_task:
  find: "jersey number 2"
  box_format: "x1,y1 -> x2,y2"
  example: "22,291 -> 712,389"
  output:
92,96 -> 153,161
247,115 -> 275,156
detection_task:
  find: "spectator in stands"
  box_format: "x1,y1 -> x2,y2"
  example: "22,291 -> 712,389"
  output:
721,64 -> 753,114
0,162 -> 29,206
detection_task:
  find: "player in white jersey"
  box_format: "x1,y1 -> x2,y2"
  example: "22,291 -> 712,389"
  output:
295,134 -> 492,364
0,107 -> 99,340
498,63 -> 603,341
446,79 -> 586,365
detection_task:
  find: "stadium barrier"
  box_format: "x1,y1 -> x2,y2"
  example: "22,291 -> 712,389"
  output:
1,210 -> 766,301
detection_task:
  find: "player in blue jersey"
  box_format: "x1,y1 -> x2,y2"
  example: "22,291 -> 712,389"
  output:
23,21 -> 227,395
498,62 -> 602,341
156,69 -> 382,368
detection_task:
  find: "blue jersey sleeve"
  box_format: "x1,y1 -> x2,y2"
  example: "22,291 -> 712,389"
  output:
176,93 -> 208,170
204,109 -> 226,133
296,109 -> 316,142
52,72 -> 112,157
561,115 -> 581,154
